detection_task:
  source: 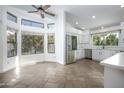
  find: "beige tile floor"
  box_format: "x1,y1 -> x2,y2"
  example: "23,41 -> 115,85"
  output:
0,59 -> 104,88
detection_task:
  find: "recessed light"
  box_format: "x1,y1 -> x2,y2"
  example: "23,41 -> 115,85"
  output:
120,5 -> 124,8
82,27 -> 85,30
76,22 -> 78,25
92,16 -> 96,19
101,26 -> 104,29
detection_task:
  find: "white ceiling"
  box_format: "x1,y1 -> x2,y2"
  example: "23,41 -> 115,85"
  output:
13,5 -> 124,30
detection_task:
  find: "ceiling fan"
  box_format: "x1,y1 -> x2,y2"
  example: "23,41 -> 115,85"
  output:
28,5 -> 55,18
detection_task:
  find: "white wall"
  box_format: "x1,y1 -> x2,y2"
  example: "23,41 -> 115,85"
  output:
0,6 -> 8,72
56,9 -> 66,64
0,7 -> 4,72
81,30 -> 91,49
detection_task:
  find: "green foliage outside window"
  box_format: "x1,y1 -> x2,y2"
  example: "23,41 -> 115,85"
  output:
22,33 -> 44,55
7,27 -> 17,58
48,34 -> 55,53
93,32 -> 119,46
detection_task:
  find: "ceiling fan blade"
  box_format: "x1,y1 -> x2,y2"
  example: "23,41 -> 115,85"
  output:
28,11 -> 38,13
41,14 -> 45,18
42,5 -> 51,10
45,11 -> 55,16
32,5 -> 38,9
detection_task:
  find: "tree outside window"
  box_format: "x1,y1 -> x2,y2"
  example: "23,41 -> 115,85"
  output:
22,32 -> 44,55
47,33 -> 55,53
7,27 -> 17,57
93,32 -> 119,46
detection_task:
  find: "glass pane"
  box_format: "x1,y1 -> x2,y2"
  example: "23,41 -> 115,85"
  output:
7,27 -> 17,57
47,23 -> 55,29
72,36 -> 77,50
48,33 -> 55,53
32,22 -> 44,28
22,32 -> 44,55
7,12 -> 17,23
22,19 -> 31,26
21,19 -> 44,28
92,32 -> 119,46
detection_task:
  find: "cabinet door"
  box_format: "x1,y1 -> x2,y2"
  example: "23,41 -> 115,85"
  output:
75,50 -> 84,60
92,50 -> 100,61
100,50 -> 119,61
100,50 -> 109,61
82,35 -> 90,44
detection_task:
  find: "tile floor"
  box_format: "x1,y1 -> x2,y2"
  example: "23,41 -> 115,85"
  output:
0,59 -> 104,88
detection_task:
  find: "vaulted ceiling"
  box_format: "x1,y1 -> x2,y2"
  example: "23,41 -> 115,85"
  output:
13,5 -> 124,30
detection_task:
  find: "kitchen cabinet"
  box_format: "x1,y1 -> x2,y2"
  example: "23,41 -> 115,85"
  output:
82,34 -> 90,44
74,50 -> 84,60
92,50 -> 102,61
119,30 -> 124,47
92,49 -> 119,61
101,53 -> 124,88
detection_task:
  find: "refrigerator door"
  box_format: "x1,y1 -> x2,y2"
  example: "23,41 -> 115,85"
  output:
66,35 -> 75,64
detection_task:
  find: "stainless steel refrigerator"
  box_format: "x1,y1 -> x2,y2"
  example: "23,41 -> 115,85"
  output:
65,35 -> 77,64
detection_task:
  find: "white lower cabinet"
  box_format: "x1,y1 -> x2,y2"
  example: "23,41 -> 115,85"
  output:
74,50 -> 84,60
92,50 -> 101,61
92,49 -> 119,61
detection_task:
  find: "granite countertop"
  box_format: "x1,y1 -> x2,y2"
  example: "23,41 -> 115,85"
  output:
101,52 -> 124,70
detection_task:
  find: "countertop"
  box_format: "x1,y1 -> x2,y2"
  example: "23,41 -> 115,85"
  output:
101,52 -> 124,70
82,46 -> 124,51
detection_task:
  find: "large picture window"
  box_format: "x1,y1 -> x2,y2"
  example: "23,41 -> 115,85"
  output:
92,31 -> 119,46
22,32 -> 44,55
47,33 -> 55,53
7,27 -> 17,58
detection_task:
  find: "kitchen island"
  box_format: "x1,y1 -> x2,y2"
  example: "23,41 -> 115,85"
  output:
101,52 -> 124,88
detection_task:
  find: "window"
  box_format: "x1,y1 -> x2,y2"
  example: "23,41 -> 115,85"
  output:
21,19 -> 44,28
48,33 -> 55,53
7,12 -> 17,23
72,36 -> 77,50
47,23 -> 55,29
93,31 -> 119,46
7,27 -> 17,57
22,32 -> 44,55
